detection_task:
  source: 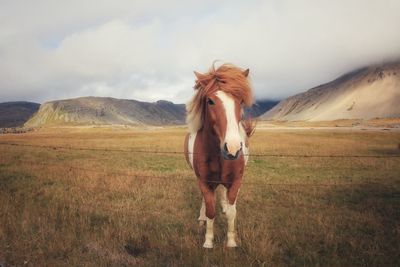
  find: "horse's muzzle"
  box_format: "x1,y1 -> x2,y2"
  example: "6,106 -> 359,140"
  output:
222,142 -> 242,160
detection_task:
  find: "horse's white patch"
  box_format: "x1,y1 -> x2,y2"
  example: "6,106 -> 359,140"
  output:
203,218 -> 214,248
215,91 -> 241,154
219,185 -> 228,213
188,132 -> 197,169
198,197 -> 207,222
225,202 -> 237,247
239,123 -> 249,165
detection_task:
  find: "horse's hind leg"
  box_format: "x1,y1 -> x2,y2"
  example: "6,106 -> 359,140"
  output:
219,185 -> 228,213
198,197 -> 207,226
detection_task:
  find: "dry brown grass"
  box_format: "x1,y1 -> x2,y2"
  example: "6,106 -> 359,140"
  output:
0,126 -> 399,266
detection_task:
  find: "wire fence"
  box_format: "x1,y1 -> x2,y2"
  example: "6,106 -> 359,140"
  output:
1,142 -> 400,158
0,140 -> 398,189
1,140 -> 399,229
7,159 -> 391,212
8,159 -> 357,185
5,159 -> 394,190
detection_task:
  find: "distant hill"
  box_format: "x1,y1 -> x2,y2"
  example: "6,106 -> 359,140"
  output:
25,97 -> 186,127
23,96 -> 277,128
262,61 -> 400,121
0,101 -> 40,127
244,99 -> 278,118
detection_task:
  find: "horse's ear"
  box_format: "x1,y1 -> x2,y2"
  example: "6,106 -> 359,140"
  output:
194,71 -> 205,80
243,68 -> 250,77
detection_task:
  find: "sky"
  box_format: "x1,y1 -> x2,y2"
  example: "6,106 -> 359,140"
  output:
1,0 -> 400,104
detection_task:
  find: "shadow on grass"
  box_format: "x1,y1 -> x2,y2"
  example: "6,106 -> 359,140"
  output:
237,180 -> 400,266
298,182 -> 400,266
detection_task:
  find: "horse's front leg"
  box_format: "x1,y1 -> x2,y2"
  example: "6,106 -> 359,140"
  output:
225,180 -> 241,247
198,181 -> 216,248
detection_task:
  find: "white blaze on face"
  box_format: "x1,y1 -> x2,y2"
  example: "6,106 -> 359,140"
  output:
215,91 -> 242,155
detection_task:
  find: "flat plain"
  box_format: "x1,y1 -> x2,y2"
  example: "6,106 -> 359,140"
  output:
0,126 -> 399,266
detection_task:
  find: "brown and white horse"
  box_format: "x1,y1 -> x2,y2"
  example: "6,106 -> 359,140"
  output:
184,63 -> 254,248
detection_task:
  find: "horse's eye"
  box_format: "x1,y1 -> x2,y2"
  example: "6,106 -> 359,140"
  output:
207,98 -> 215,105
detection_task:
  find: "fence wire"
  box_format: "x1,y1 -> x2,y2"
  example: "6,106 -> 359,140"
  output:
0,141 -> 398,189
1,142 -> 399,158
1,158 -> 395,190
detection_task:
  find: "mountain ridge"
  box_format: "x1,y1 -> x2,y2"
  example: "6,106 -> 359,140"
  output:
25,96 -> 186,127
0,101 -> 40,127
22,96 -> 276,127
262,61 -> 400,121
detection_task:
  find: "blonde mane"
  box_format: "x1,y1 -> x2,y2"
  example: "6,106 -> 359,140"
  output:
186,63 -> 254,133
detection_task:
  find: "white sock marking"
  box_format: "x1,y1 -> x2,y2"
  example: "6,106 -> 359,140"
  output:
203,218 -> 214,248
198,197 -> 207,222
220,185 -> 228,213
226,202 -> 237,247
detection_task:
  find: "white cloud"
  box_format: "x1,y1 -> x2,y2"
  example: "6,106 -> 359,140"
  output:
0,0 -> 399,103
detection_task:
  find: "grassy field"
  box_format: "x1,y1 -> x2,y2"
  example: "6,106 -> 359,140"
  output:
0,126 -> 399,266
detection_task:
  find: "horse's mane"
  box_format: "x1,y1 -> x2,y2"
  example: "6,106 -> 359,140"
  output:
186,63 -> 254,134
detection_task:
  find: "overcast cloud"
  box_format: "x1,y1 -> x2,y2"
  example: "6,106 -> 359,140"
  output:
1,0 -> 400,104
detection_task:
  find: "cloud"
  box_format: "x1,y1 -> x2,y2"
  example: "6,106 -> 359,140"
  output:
0,0 -> 400,103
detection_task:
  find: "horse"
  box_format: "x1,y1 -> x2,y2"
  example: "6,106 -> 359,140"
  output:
184,63 -> 255,248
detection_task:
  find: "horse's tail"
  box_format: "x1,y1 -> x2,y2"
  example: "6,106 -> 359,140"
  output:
242,118 -> 256,138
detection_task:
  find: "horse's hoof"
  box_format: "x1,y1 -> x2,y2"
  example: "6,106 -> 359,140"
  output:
203,241 -> 213,248
198,220 -> 205,227
226,240 -> 237,248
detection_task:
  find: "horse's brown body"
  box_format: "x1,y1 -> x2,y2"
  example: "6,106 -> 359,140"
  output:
185,63 -> 254,248
184,127 -> 246,218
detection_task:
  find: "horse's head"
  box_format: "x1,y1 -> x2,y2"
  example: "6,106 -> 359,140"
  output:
188,64 -> 253,160
204,89 -> 244,160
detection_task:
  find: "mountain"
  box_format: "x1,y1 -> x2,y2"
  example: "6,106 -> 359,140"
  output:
25,97 -> 186,127
0,101 -> 40,127
262,61 -> 400,121
24,96 -> 277,128
244,99 -> 278,118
